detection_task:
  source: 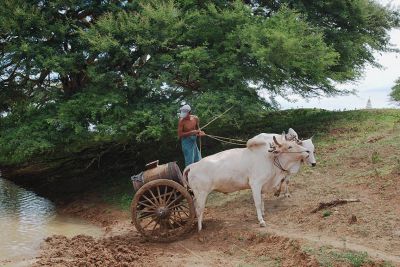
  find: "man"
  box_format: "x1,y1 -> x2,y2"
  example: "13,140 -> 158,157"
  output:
177,104 -> 205,167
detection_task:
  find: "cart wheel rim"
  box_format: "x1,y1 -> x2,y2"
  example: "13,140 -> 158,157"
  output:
131,179 -> 195,242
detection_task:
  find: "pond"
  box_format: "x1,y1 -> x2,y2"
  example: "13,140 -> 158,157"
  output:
0,176 -> 103,265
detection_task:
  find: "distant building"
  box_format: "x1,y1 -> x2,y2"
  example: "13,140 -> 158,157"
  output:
366,98 -> 372,109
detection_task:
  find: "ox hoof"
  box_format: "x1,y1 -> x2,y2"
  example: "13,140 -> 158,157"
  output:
285,193 -> 291,198
259,221 -> 267,227
274,191 -> 280,197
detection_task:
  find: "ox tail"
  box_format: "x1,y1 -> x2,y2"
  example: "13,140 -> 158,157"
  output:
182,166 -> 191,189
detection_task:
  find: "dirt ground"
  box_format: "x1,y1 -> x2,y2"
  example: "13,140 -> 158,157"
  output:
33,183 -> 400,266
33,120 -> 400,267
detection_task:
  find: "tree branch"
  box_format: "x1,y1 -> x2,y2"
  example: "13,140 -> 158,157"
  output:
311,198 -> 361,213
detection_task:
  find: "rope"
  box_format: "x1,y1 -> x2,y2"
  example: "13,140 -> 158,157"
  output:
273,156 -> 288,172
206,134 -> 247,144
200,106 -> 234,130
205,134 -> 247,146
199,135 -> 202,155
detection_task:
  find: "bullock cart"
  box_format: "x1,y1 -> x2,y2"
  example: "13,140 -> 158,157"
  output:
130,161 -> 195,242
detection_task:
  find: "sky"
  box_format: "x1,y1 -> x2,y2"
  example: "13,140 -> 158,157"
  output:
276,0 -> 400,110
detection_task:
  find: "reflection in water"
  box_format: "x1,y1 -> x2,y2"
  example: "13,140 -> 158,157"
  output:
0,177 -> 103,263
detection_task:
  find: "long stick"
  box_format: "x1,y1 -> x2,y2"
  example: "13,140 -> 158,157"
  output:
200,106 -> 234,130
310,198 -> 360,213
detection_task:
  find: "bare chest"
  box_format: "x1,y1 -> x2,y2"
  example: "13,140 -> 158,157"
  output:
182,118 -> 197,132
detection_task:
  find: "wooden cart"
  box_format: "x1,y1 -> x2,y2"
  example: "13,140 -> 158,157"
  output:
131,161 -> 195,242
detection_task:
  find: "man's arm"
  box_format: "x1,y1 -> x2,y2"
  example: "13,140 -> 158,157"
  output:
195,116 -> 205,136
195,116 -> 200,130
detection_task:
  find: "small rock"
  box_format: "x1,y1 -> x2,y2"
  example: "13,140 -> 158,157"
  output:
349,215 -> 357,224
393,230 -> 400,237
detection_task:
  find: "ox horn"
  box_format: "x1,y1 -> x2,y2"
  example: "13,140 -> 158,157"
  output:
296,138 -> 303,145
283,131 -> 288,141
273,136 -> 282,147
268,143 -> 276,152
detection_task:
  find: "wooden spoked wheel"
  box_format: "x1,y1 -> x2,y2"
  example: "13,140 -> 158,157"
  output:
131,179 -> 195,242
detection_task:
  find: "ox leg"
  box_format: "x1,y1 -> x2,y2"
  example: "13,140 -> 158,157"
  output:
284,178 -> 291,198
261,193 -> 265,215
250,184 -> 266,227
194,191 -> 208,232
274,178 -> 285,197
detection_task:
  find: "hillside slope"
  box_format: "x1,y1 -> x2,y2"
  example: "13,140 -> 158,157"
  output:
205,108 -> 400,265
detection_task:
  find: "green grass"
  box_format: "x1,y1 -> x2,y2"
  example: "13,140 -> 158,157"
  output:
304,246 -> 374,267
96,174 -> 134,210
322,210 -> 332,218
338,251 -> 370,267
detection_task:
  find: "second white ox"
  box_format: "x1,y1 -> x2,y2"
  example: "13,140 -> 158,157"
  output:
247,128 -> 317,197
185,133 -> 310,231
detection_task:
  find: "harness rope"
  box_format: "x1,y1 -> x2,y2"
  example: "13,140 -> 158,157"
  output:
272,150 -> 309,172
273,156 -> 288,172
205,134 -> 247,146
206,134 -> 247,143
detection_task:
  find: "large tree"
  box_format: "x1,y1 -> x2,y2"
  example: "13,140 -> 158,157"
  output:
0,0 -> 398,172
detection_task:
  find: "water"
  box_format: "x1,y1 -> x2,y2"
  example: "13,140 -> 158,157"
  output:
0,176 -> 104,264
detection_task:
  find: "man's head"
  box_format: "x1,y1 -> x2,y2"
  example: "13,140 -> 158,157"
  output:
179,104 -> 191,119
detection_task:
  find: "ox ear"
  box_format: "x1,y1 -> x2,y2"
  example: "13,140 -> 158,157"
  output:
288,128 -> 298,136
286,128 -> 298,141
273,135 -> 282,147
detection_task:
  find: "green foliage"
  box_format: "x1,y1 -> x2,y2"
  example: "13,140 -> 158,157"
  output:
249,0 -> 400,81
336,251 -> 370,267
390,78 -> 400,103
0,0 -> 399,177
371,151 -> 381,164
322,210 -> 332,218
305,246 -> 372,267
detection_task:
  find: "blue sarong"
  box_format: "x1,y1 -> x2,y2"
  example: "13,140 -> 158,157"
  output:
181,135 -> 202,167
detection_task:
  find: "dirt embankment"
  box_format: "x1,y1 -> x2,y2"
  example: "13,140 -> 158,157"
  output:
56,196 -> 129,229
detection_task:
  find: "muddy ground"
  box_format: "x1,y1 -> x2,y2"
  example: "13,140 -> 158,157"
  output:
33,181 -> 400,267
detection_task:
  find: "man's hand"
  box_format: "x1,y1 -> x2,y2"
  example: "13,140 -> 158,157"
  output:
197,130 -> 206,136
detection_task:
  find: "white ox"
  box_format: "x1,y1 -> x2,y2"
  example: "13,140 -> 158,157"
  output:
247,128 -> 316,197
184,134 -> 310,231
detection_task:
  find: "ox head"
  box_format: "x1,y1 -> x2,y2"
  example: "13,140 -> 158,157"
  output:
268,133 -> 310,160
297,137 -> 316,167
285,128 -> 317,167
